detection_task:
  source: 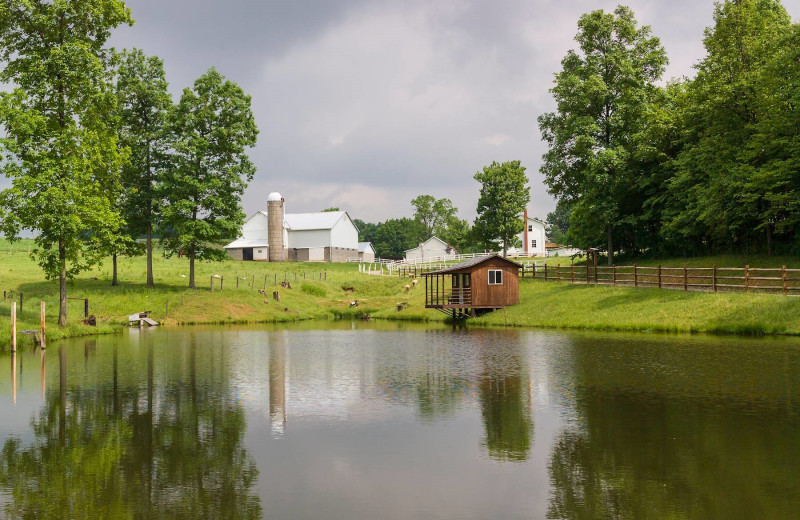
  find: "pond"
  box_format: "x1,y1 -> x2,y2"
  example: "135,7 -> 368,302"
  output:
1,322 -> 799,519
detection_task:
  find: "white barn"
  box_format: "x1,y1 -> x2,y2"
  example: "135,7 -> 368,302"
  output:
404,236 -> 456,262
358,242 -> 376,262
224,195 -> 359,262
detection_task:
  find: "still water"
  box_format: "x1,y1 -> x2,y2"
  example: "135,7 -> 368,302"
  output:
0,322 -> 799,519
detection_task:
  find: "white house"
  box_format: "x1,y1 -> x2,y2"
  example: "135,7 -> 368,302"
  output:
404,236 -> 456,262
224,195 -> 359,262
358,242 -> 376,262
507,211 -> 547,257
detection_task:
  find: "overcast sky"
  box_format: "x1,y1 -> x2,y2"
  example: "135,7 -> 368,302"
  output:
110,0 -> 800,223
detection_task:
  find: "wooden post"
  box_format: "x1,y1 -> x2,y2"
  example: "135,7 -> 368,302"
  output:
544,263 -> 548,281
557,265 -> 561,283
658,265 -> 662,289
40,301 -> 46,349
634,264 -> 638,288
684,267 -> 688,291
325,271 -> 327,281
84,299 -> 89,319
263,275 -> 267,290
236,276 -> 239,288
210,276 -> 214,292
745,265 -> 750,293
220,276 -> 223,291
612,265 -> 616,285
19,292 -> 23,314
3,290 -> 5,301
713,265 -> 717,293
275,273 -> 277,284
571,264 -> 575,284
11,302 -> 17,352
586,261 -> 589,284
783,265 -> 788,296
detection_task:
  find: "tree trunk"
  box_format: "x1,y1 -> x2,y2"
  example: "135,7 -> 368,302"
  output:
112,253 -> 118,286
607,223 -> 614,267
766,222 -> 773,257
503,240 -> 508,258
146,222 -> 154,288
189,247 -> 196,289
59,241 -> 67,327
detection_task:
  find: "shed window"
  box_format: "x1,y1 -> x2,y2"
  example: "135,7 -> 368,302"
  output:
488,270 -> 503,285
531,240 -> 536,248
528,225 -> 533,232
258,250 -> 263,253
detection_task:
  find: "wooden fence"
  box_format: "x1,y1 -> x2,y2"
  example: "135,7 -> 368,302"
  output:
521,263 -> 800,295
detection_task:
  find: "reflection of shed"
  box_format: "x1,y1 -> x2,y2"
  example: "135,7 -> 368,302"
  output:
422,255 -> 521,319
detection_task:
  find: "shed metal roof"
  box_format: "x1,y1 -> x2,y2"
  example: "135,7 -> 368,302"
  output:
423,254 -> 522,275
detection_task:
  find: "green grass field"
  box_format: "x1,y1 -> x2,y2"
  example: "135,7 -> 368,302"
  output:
0,238 -> 798,349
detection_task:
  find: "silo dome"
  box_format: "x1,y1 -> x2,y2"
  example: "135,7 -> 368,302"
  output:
267,192 -> 283,202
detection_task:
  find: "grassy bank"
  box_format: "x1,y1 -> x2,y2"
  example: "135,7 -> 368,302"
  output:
0,240 -> 798,348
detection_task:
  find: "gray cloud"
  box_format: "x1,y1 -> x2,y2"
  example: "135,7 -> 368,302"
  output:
106,0 -> 800,222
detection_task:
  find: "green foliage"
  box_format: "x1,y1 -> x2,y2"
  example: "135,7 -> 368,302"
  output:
546,200 -> 573,245
538,6 -> 667,263
114,48 -> 173,287
372,217 -> 426,259
0,0 -> 134,325
321,207 -> 340,212
161,68 -> 258,288
473,160 -> 531,255
300,282 -> 327,297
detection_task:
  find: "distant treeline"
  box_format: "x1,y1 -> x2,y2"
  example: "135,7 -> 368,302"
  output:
539,0 -> 800,262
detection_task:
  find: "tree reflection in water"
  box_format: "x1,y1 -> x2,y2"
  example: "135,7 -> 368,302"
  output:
479,341 -> 533,462
0,334 -> 261,519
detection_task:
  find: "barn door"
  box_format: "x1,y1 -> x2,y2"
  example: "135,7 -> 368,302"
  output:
243,248 -> 254,261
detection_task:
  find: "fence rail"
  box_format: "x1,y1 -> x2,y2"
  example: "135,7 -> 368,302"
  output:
522,263 -> 800,295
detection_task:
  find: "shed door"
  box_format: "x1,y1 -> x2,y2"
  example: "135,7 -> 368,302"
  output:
243,248 -> 254,261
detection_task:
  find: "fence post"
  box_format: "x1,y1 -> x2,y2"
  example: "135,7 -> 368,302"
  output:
220,276 -> 224,291
210,276 -> 214,292
745,265 -> 750,293
571,264 -> 575,284
784,265 -> 788,296
19,292 -> 23,314
236,276 -> 239,288
84,299 -> 89,319
11,302 -> 16,352
533,264 -> 536,278
40,301 -> 46,349
544,263 -> 548,281
658,265 -> 662,289
557,265 -> 561,283
634,264 -> 638,288
713,265 -> 717,293
612,265 -> 616,286
684,267 -> 688,291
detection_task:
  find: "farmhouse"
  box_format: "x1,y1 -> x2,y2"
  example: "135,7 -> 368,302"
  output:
358,242 -> 376,262
423,254 -> 522,319
224,192 -> 359,262
404,236 -> 457,262
506,210 -> 547,257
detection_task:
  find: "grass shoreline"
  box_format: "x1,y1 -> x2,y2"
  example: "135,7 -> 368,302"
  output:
0,240 -> 799,349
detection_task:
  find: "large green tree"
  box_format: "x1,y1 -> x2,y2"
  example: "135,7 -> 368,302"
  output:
473,160 -> 530,256
538,6 -> 667,265
665,0 -> 792,255
0,0 -> 133,325
372,218 -> 425,259
114,48 -> 172,287
410,195 -> 457,238
161,68 -> 258,289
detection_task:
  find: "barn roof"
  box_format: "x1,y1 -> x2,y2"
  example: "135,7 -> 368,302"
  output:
358,242 -> 374,253
423,254 -> 522,275
283,211 -> 348,231
223,238 -> 270,249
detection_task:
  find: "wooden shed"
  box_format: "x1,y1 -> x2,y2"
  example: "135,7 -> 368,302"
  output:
422,255 -> 522,319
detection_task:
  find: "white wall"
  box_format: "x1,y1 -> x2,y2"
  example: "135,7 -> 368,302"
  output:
330,214 -> 359,249
254,247 -> 269,261
241,212 -> 269,240
309,247 -> 325,261
514,219 -> 547,256
288,229 -> 330,248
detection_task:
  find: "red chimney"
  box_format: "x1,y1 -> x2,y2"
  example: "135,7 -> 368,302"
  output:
523,210 -> 529,254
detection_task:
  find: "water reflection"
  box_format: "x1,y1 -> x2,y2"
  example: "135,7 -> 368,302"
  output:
0,335 -> 261,519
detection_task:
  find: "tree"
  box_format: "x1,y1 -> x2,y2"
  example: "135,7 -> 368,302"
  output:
546,200 -> 574,245
321,207 -> 340,212
161,68 -> 258,289
410,195 -> 457,238
473,161 -> 530,256
538,6 -> 667,265
0,0 -> 133,326
114,48 -> 172,287
372,218 -> 425,259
